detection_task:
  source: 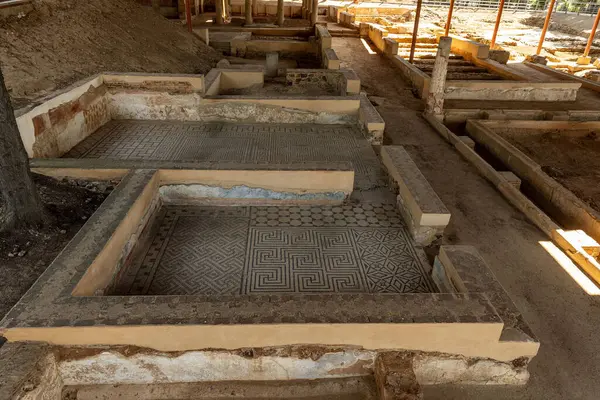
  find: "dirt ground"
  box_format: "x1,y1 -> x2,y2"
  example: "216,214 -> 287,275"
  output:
0,175 -> 112,320
382,7 -> 600,79
418,8 -> 600,61
334,36 -> 600,400
495,128 -> 600,213
0,0 -> 222,108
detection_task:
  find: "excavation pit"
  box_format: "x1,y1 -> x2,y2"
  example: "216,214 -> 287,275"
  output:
465,120 -> 600,242
1,164 -> 538,363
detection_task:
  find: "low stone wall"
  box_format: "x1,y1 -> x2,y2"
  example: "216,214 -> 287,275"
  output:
0,343 -> 533,400
387,52 -> 580,101
367,23 -> 388,53
15,75 -> 110,158
466,120 -> 600,243
15,73 -> 208,159
286,69 -> 344,94
231,38 -> 317,58
526,61 -> 600,93
390,55 -> 431,98
349,4 -> 412,17
225,0 -> 303,17
339,11 -> 356,28
445,81 -> 580,101
16,71 -> 368,156
436,34 -> 489,61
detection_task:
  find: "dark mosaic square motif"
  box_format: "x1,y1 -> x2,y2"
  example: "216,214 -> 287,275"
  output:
242,228 -> 367,293
250,204 -> 403,228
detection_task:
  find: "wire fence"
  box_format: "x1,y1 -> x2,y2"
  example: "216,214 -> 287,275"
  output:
389,0 -> 600,16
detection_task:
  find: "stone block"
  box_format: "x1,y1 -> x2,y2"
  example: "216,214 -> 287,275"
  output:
458,135 -> 475,149
216,59 -> 231,68
577,56 -> 592,65
375,352 -> 423,400
488,49 -> 510,64
499,171 -> 521,190
316,25 -> 332,49
323,48 -> 340,70
265,52 -> 279,77
381,146 -> 451,245
359,22 -> 369,37
194,28 -> 209,45
359,92 -> 385,144
526,54 -> 547,65
384,37 -> 399,57
340,69 -> 360,94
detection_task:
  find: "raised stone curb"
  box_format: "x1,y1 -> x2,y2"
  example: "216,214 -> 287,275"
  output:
381,146 -> 451,245
359,92 -> 385,145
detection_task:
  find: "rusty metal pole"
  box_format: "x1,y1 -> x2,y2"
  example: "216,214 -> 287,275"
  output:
409,0 -> 423,63
490,0 -> 505,49
584,7 -> 600,57
536,0 -> 557,55
185,0 -> 193,32
444,0 -> 455,37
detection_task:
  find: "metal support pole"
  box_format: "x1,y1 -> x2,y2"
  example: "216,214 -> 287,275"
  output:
584,8 -> 600,57
536,0 -> 557,55
215,0 -> 223,25
426,36 -> 452,118
276,0 -> 284,25
409,0 -> 423,63
444,0 -> 455,36
245,0 -> 253,25
185,0 -> 192,32
311,0 -> 318,25
490,0 -> 505,49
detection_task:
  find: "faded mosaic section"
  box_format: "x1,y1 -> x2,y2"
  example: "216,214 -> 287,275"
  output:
124,206 -> 435,295
64,121 -> 386,190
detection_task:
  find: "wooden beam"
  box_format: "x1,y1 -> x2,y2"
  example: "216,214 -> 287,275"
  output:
444,0 -> 455,37
409,0 -> 423,63
536,0 -> 556,55
584,8 -> 600,57
490,0 -> 505,49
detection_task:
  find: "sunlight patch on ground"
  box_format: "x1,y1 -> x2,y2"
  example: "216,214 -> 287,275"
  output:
360,38 -> 377,55
539,241 -> 600,295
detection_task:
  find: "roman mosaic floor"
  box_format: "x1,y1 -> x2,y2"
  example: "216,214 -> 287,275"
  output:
116,205 -> 435,295
64,120 -> 386,189
71,120 -> 435,295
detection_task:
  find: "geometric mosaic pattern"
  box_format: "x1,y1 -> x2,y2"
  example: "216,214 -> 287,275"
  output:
64,121 -> 387,190
124,205 -> 435,295
242,228 -> 367,293
250,204 -> 403,227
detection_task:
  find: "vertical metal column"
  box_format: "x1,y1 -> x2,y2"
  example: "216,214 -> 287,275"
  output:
409,0 -> 423,63
536,0 -> 557,55
490,0 -> 506,49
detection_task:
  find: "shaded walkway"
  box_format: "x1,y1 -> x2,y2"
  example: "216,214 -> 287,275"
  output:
333,37 -> 600,400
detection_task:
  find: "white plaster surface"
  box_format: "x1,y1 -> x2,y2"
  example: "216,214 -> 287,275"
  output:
58,350 -> 376,385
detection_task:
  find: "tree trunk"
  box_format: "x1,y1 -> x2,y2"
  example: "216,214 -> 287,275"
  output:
0,68 -> 45,231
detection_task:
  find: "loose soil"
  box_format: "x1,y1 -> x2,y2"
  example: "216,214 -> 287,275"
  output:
494,128 -> 600,214
0,174 -> 113,320
0,0 -> 222,108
